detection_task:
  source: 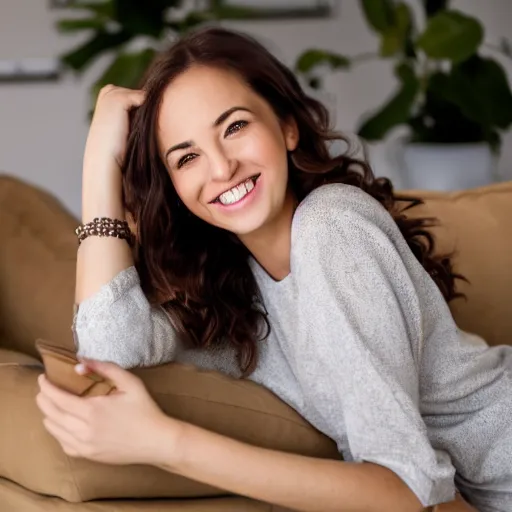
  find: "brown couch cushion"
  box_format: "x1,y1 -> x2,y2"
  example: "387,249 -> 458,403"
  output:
402,181 -> 512,347
0,477 -> 273,512
0,346 -> 42,366
0,349 -> 339,503
0,175 -> 77,359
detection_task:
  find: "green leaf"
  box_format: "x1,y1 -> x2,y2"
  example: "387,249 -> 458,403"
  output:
60,30 -> 131,72
295,49 -> 350,74
379,2 -> 412,57
92,48 -> 157,100
410,73 -> 487,144
360,0 -> 394,33
448,56 -> 512,129
423,0 -> 450,18
358,62 -> 419,140
56,18 -> 106,33
417,10 -> 483,63
113,0 -> 168,37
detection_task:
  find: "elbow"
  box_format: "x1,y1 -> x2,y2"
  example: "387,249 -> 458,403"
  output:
73,318 -> 153,369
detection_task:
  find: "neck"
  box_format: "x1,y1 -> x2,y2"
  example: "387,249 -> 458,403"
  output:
239,190 -> 297,282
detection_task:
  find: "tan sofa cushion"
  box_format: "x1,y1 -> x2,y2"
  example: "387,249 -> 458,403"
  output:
402,181 -> 512,347
0,477 -> 273,512
0,348 -> 338,503
0,176 -> 78,358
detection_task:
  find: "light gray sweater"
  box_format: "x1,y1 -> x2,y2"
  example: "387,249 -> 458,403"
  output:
74,184 -> 512,511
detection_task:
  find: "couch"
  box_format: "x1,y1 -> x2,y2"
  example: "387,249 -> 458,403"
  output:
1,174 -> 510,511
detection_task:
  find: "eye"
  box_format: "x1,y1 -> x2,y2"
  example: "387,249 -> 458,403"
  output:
225,120 -> 248,137
177,153 -> 197,169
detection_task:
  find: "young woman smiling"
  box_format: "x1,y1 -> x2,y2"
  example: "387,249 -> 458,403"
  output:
36,27 -> 511,512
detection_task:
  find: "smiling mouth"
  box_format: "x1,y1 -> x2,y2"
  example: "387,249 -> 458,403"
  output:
210,174 -> 261,205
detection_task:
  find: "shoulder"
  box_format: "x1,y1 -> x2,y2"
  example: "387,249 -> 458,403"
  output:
292,183 -> 399,247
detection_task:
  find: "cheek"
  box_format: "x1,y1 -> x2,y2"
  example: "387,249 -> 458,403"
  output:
241,126 -> 286,166
170,171 -> 205,215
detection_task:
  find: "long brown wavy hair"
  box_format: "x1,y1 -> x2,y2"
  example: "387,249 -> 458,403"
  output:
122,26 -> 465,376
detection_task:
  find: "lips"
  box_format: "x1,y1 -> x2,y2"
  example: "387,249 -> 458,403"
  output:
210,174 -> 261,204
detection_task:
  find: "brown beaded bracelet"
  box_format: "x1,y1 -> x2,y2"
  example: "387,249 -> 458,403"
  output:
75,217 -> 135,247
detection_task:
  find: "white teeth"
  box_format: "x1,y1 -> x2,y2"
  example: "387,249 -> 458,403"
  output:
218,178 -> 255,205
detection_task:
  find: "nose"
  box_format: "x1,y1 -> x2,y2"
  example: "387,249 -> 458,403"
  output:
208,146 -> 238,183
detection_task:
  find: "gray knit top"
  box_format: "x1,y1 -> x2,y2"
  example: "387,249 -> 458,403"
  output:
74,184 -> 512,511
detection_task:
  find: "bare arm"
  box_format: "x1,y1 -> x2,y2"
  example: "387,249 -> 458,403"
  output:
75,85 -> 144,303
158,420 -> 423,512
72,86 -> 179,367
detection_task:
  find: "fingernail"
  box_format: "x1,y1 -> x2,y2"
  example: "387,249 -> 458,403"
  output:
75,363 -> 87,375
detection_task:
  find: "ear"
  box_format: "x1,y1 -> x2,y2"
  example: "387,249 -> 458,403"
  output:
282,116 -> 299,152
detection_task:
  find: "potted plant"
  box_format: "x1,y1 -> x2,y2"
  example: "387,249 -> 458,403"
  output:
295,0 -> 512,190
55,0 -> 272,112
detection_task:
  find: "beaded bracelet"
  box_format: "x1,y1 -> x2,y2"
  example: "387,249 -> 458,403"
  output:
75,217 -> 135,247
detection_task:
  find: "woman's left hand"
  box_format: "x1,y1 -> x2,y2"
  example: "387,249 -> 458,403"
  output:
36,360 -> 181,467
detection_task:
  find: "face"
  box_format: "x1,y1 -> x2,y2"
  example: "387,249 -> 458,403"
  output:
157,65 -> 298,238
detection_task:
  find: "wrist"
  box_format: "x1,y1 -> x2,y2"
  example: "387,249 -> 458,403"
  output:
153,416 -> 190,472
81,163 -> 125,223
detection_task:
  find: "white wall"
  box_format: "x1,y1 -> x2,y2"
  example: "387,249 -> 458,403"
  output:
0,0 -> 511,217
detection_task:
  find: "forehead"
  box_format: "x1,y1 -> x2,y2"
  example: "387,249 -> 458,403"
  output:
158,66 -> 257,126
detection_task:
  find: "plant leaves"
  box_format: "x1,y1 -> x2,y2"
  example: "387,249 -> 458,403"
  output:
92,48 -> 157,100
417,10 -> 483,63
360,0 -> 394,33
447,56 -> 512,129
295,49 -> 350,74
410,73 -> 487,144
60,30 -> 131,72
56,18 -> 106,32
379,2 -> 412,57
358,62 -> 419,140
112,0 -> 169,37
423,0 -> 450,18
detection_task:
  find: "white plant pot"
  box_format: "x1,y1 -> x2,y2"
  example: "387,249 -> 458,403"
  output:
393,141 -> 498,191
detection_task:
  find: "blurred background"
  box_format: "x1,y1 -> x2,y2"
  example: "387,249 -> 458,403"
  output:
0,0 -> 511,218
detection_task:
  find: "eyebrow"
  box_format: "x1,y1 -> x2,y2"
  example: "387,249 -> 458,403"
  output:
164,106 -> 252,160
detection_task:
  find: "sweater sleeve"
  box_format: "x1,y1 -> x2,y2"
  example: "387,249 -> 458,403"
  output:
72,266 -> 181,368
290,184 -> 457,507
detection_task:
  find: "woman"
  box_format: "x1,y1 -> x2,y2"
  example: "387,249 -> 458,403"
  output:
36,27 -> 511,512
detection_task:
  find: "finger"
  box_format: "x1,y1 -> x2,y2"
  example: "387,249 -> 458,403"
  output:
36,392 -> 87,433
98,85 -> 145,107
38,374 -> 90,420
43,418 -> 81,455
127,89 -> 145,107
60,443 -> 80,458
78,359 -> 141,392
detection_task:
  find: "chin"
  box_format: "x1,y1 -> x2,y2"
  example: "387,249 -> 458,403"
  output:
223,217 -> 267,237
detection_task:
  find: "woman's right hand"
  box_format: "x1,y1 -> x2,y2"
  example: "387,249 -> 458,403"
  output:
83,85 -> 145,176
81,85 -> 144,223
